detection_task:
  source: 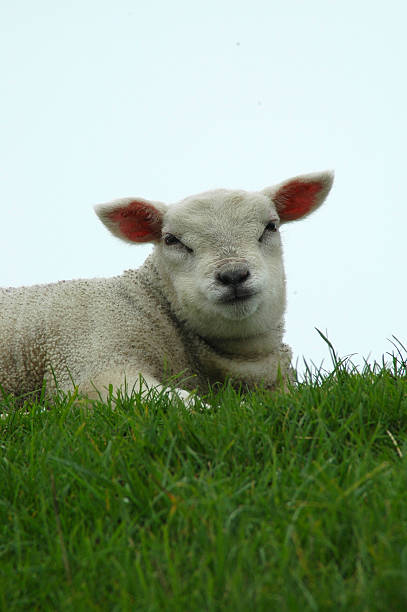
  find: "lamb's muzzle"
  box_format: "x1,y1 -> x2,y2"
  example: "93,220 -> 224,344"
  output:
216,263 -> 251,287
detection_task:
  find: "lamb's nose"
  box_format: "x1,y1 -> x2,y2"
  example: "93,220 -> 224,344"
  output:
216,266 -> 250,286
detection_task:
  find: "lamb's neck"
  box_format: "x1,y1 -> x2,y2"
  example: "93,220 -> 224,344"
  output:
200,331 -> 282,359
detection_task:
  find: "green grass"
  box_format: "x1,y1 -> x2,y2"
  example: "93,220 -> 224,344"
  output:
1,341 -> 407,611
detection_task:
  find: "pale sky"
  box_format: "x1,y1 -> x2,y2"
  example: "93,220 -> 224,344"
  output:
1,0 -> 406,374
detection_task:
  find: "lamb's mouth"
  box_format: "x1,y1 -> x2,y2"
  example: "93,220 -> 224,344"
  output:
219,290 -> 258,305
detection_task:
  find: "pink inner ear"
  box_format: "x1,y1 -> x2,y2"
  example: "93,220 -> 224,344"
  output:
108,201 -> 162,242
275,180 -> 322,221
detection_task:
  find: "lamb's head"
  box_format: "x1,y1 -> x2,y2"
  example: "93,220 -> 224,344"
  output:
95,171 -> 333,341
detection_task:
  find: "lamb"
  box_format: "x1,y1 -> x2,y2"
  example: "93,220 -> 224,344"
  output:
0,171 -> 333,406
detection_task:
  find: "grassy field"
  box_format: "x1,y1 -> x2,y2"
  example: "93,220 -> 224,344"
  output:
1,340 -> 407,611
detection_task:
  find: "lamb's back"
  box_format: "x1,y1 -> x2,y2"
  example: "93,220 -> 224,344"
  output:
0,278 -> 119,396
0,260 -> 198,398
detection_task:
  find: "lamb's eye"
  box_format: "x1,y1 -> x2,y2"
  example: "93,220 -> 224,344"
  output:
265,221 -> 277,232
259,221 -> 278,242
164,233 -> 180,246
163,233 -> 193,253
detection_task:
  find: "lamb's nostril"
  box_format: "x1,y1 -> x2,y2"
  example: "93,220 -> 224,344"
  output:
217,267 -> 251,286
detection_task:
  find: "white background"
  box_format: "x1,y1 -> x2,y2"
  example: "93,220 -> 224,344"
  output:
1,0 -> 406,374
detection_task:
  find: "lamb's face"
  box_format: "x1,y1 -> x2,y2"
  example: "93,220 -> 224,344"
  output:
95,171 -> 333,340
155,190 -> 286,338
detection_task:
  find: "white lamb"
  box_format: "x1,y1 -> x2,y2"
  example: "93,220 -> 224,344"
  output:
0,171 -> 333,405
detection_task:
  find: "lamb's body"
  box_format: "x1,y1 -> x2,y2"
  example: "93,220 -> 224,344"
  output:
0,171 -> 333,403
1,260 -> 186,397
0,256 -> 291,399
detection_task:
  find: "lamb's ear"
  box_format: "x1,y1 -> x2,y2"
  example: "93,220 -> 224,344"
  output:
94,197 -> 168,243
263,170 -> 334,222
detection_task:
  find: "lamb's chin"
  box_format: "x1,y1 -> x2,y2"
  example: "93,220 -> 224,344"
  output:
217,299 -> 259,321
